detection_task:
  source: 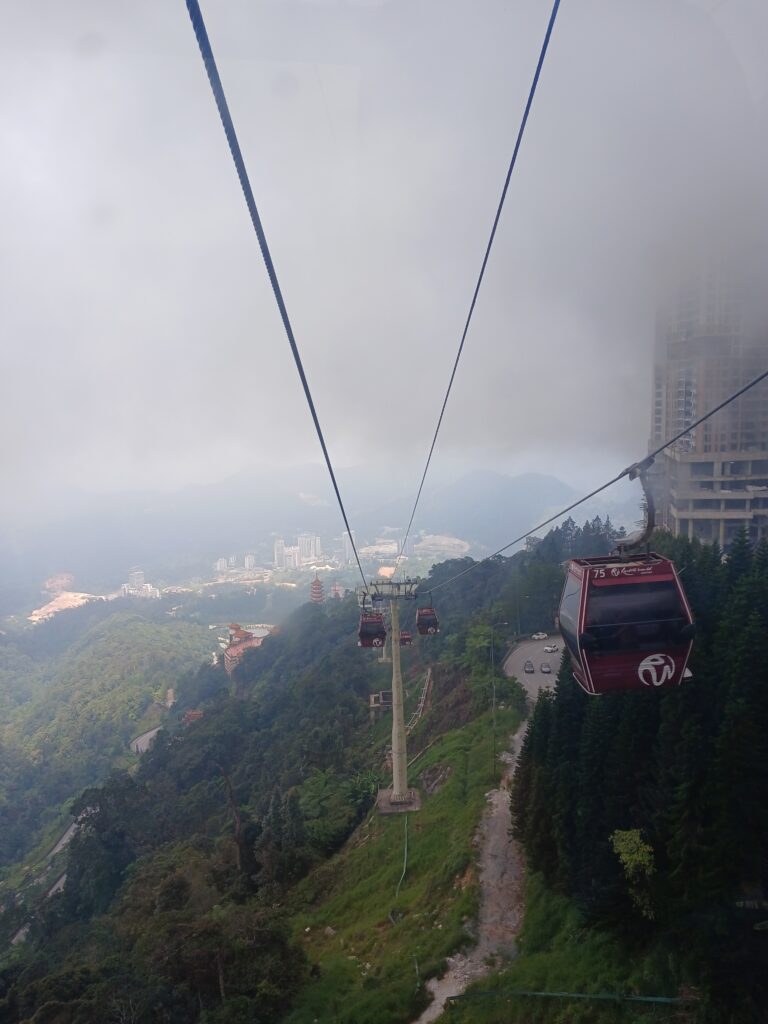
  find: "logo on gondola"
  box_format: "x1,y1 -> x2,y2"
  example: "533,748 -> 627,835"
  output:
372,638 -> 384,647
638,653 -> 675,687
593,566 -> 655,579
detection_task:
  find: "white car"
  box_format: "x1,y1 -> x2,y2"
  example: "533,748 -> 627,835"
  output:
532,632 -> 548,641
543,643 -> 558,653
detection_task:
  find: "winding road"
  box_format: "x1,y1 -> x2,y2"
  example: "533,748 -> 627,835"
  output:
130,726 -> 162,754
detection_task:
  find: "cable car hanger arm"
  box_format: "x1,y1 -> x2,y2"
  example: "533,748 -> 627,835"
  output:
614,456 -> 655,557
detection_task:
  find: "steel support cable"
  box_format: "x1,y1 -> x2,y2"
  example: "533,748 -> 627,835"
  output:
395,814 -> 409,900
428,365 -> 768,595
184,0 -> 368,591
395,0 -> 563,574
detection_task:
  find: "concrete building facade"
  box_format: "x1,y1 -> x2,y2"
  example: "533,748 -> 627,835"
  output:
273,538 -> 285,570
342,530 -> 356,565
651,258 -> 768,547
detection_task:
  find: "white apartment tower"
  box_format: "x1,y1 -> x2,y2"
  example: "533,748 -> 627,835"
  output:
342,530 -> 356,565
273,538 -> 286,570
284,545 -> 301,570
298,533 -> 314,563
127,567 -> 145,590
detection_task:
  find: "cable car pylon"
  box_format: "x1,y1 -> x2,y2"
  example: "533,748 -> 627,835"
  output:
358,579 -> 426,813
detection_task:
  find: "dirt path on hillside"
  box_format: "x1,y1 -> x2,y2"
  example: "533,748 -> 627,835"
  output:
412,722 -> 527,1023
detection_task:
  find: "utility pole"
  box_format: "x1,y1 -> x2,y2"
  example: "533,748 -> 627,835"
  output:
390,599 -> 407,799
379,627 -> 392,664
359,579 -> 422,812
515,592 -> 529,638
489,622 -> 508,781
490,635 -> 496,779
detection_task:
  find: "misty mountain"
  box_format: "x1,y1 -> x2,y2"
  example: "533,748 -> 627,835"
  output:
365,470 -> 575,553
0,468 -> 575,595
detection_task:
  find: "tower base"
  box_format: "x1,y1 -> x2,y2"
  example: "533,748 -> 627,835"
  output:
376,788 -> 421,814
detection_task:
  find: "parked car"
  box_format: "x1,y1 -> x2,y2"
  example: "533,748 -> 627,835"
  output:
532,632 -> 548,641
540,662 -> 552,674
543,643 -> 558,653
524,660 -> 535,673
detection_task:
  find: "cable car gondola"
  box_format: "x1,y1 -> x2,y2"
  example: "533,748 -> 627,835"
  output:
399,630 -> 413,646
416,603 -> 440,635
558,553 -> 695,694
358,611 -> 387,648
557,458 -> 695,695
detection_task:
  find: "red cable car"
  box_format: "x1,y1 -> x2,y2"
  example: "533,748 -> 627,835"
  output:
399,630 -> 413,646
358,612 -> 387,648
557,458 -> 695,694
557,553 -> 695,694
416,606 -> 440,635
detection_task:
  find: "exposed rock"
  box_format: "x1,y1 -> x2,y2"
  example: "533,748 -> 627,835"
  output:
419,763 -> 452,795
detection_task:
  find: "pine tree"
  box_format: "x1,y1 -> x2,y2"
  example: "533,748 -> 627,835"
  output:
547,667 -> 587,890
726,525 -> 752,583
511,692 -> 559,879
752,537 -> 768,579
709,611 -> 768,890
572,696 -> 625,913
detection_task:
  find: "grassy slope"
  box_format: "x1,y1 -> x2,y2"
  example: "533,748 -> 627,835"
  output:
284,707 -> 521,1024
447,874 -> 684,1024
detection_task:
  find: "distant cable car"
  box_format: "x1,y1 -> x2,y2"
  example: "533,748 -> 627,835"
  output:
399,630 -> 413,646
358,612 -> 387,648
416,604 -> 440,635
557,458 -> 695,694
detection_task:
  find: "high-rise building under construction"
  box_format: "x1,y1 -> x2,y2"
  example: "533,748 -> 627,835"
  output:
651,257 -> 768,548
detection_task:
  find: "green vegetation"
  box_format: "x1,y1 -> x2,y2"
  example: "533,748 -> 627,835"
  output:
0,609 -> 213,869
285,709 -> 519,1024
447,874 -> 680,1023
0,549 -> 526,1022
506,527 -> 768,1021
2,518 -> 765,1023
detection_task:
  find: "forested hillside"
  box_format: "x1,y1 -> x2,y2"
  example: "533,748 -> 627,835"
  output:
2,521 -> 764,1023
0,607 -> 214,868
0,596 -> 414,1021
0,516 -> 604,1022
450,529 -> 768,1023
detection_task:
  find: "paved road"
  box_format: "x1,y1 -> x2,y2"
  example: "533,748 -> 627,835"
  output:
47,821 -> 78,859
130,726 -> 161,754
503,637 -> 563,703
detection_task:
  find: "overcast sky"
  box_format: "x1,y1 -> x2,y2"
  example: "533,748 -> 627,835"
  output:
2,0 -> 767,526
